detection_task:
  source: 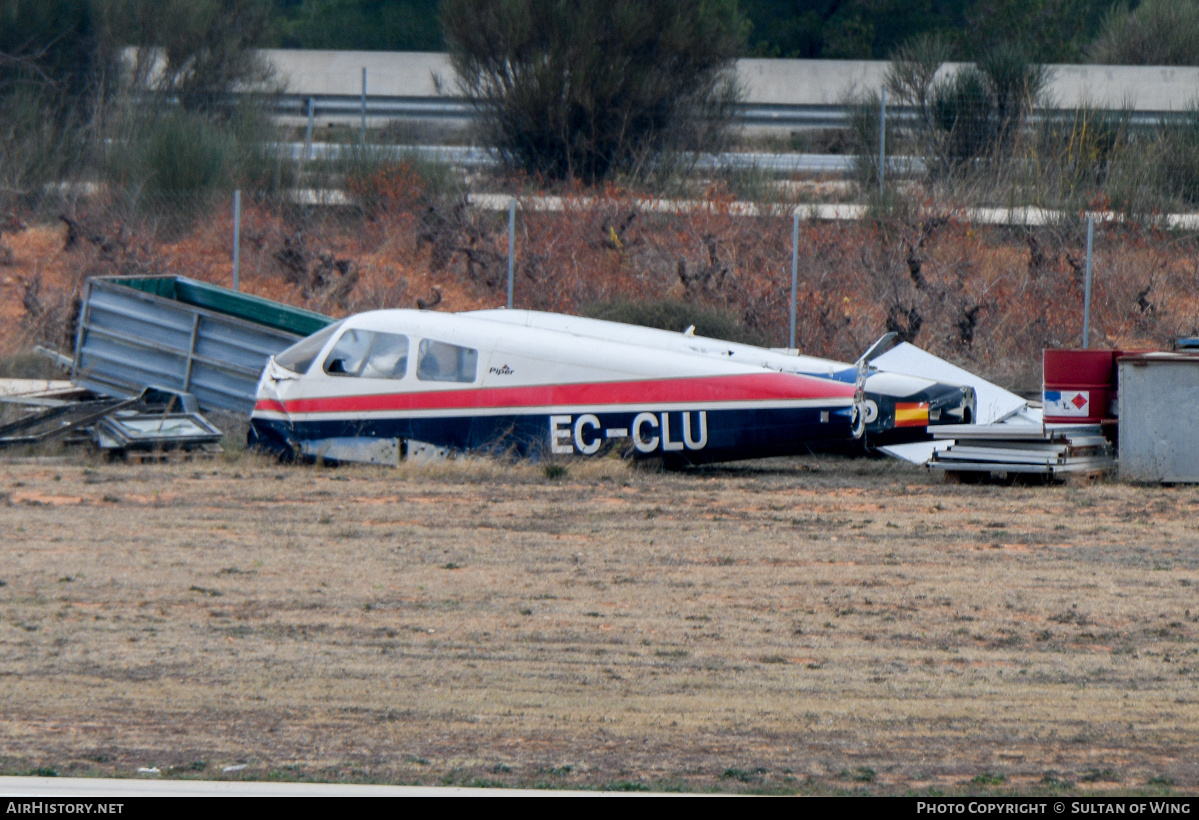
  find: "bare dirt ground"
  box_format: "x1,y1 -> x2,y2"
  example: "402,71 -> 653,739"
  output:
1,452 -> 1197,794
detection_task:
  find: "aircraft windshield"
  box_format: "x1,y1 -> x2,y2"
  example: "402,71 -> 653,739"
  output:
417,339 -> 478,383
323,329 -> 410,379
273,320 -> 345,375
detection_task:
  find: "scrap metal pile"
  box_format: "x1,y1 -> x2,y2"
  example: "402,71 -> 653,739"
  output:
0,384 -> 222,459
928,424 -> 1115,481
1,275 -> 332,462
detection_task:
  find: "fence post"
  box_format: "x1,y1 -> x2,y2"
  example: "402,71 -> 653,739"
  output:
878,88 -> 886,195
361,67 -> 367,145
232,190 -> 241,292
790,210 -> 799,349
507,198 -> 516,310
1083,215 -> 1094,348
305,96 -> 314,162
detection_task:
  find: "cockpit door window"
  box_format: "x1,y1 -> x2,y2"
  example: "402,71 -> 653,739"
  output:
323,329 -> 410,379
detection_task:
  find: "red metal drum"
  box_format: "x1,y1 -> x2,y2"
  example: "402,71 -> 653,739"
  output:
1043,349 -> 1115,424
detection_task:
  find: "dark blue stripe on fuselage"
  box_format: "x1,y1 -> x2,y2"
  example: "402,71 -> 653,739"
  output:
251,405 -> 855,465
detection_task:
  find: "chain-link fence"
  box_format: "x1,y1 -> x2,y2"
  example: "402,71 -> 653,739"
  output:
6,179 -> 1199,393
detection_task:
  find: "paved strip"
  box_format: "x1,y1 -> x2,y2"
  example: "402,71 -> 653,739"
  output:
0,776 -> 697,797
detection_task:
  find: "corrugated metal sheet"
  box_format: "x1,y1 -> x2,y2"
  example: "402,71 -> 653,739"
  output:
72,277 -> 332,413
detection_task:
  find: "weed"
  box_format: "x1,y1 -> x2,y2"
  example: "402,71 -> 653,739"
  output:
1080,768 -> 1120,783
971,771 -> 1006,785
604,780 -> 651,792
655,648 -> 689,659
840,766 -> 876,783
458,777 -> 507,789
721,767 -> 758,782
188,585 -> 222,597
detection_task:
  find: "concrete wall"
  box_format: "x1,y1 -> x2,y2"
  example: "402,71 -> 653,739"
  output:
268,50 -> 453,97
265,50 -> 1199,112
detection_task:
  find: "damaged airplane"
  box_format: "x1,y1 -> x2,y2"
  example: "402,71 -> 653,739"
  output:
249,309 -> 870,465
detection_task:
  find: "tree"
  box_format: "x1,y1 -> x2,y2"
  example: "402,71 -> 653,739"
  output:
113,0 -> 274,112
0,1 -> 120,203
740,1 -> 1123,63
441,0 -> 747,183
1089,0 -> 1199,65
268,0 -> 443,51
742,0 -> 960,60
0,0 -> 109,99
963,0 -> 1121,63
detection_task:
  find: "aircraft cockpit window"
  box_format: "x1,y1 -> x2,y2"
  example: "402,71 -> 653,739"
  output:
273,320 -> 345,375
323,329 -> 409,379
417,339 -> 478,383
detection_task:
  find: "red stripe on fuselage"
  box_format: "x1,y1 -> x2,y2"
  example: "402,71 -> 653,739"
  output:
255,373 -> 854,415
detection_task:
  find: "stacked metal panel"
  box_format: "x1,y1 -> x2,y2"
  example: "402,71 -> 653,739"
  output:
927,423 -> 1114,478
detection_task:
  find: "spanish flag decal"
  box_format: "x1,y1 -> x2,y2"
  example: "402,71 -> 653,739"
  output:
894,402 -> 930,427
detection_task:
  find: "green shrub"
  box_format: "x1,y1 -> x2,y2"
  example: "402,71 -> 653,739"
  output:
848,90 -> 896,186
1156,105 -> 1199,207
102,99 -> 292,224
1026,105 -> 1133,209
0,88 -> 85,211
932,67 -> 996,169
885,36 -> 1048,178
145,111 -> 235,196
226,101 -> 296,194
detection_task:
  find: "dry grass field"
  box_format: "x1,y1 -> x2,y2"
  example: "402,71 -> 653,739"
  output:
1,451 -> 1197,794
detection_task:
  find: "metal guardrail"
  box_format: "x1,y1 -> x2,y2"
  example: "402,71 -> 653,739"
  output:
268,94 -> 860,130
266,92 -> 1197,133
270,94 -> 474,122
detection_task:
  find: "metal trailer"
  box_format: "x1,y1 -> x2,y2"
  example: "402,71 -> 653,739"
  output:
71,276 -> 333,414
1118,352 -> 1199,483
